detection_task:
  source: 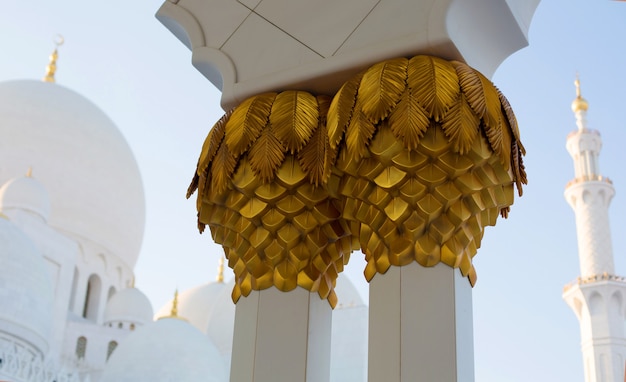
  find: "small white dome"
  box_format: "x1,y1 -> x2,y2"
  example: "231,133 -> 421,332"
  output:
0,216 -> 54,355
0,80 -> 145,269
104,287 -> 154,326
154,280 -> 230,333
334,275 -> 365,308
100,317 -> 227,382
0,175 -> 51,221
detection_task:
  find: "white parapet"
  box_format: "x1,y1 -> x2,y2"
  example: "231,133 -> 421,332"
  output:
368,263 -> 473,382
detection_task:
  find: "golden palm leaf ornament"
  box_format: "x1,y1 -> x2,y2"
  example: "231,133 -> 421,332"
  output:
327,55 -> 526,285
188,91 -> 351,307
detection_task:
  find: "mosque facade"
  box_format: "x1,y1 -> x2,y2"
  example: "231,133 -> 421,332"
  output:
0,49 -> 368,382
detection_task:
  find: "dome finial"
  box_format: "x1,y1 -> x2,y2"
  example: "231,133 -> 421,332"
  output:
43,35 -> 64,83
26,167 -> 33,178
170,289 -> 179,317
571,73 -> 589,113
217,256 -> 225,283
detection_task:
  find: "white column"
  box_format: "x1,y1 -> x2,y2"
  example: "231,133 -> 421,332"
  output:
368,263 -> 474,382
230,287 -> 332,382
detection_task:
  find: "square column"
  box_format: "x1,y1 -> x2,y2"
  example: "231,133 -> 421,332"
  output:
230,287 -> 332,382
368,263 -> 474,382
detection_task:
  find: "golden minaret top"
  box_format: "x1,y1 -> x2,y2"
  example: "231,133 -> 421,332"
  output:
571,74 -> 589,113
43,35 -> 64,83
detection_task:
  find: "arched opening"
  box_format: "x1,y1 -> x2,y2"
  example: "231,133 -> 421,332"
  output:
76,336 -> 87,359
107,286 -> 116,301
69,267 -> 79,312
589,292 -> 604,316
83,274 -> 102,321
106,341 -> 118,361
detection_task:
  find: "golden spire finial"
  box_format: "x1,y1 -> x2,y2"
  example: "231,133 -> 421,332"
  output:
575,73 -> 582,98
26,167 -> 33,177
170,289 -> 179,317
130,276 -> 136,288
43,35 -> 64,83
158,288 -> 187,321
571,73 -> 589,113
217,256 -> 225,283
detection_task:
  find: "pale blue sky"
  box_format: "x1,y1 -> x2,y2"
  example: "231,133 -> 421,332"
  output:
1,1 -> 625,381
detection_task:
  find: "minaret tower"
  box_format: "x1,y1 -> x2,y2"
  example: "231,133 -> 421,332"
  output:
563,77 -> 626,382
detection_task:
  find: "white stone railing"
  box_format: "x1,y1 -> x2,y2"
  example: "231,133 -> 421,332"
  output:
563,272 -> 626,293
0,341 -> 89,382
566,175 -> 613,188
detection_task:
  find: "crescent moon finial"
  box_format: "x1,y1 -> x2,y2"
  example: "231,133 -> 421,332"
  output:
54,34 -> 64,47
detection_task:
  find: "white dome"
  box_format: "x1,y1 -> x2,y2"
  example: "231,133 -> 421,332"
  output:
0,175 -> 51,221
104,287 -> 154,326
100,318 -> 227,382
0,80 -> 145,268
0,216 -> 54,355
334,275 -> 365,308
155,280 -> 230,333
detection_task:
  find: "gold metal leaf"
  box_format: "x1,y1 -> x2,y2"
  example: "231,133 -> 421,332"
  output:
452,61 -> 485,118
298,123 -> 330,186
440,93 -> 480,154
496,88 -> 525,156
248,126 -> 286,183
199,109 -> 232,175
388,88 -> 430,150
358,58 -> 407,124
187,110 -> 232,199
346,100 -> 376,160
209,143 -> 237,195
328,73 -> 363,149
270,91 -> 318,154
408,56 -> 459,122
225,93 -> 276,157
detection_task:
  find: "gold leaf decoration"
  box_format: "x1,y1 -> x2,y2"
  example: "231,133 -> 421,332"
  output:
346,100 -> 376,160
298,122 -> 329,186
297,96 -> 332,186
271,91 -> 318,153
453,61 -> 485,117
408,56 -> 459,122
209,143 -> 237,195
327,54 -> 527,288
225,93 -> 276,156
358,58 -> 407,124
187,110 -> 232,199
496,88 -> 525,155
198,109 -> 232,174
188,90 -> 351,308
248,126 -> 285,183
441,93 -> 480,154
328,73 -> 362,149
388,88 -> 430,150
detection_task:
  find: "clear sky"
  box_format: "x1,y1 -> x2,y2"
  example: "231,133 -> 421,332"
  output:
1,1 -> 626,381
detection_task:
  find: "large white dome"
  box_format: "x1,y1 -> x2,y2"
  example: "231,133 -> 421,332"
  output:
0,216 -> 54,355
100,317 -> 227,382
0,80 -> 145,268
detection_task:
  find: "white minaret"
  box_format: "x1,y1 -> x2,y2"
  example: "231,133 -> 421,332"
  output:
563,77 -> 626,382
